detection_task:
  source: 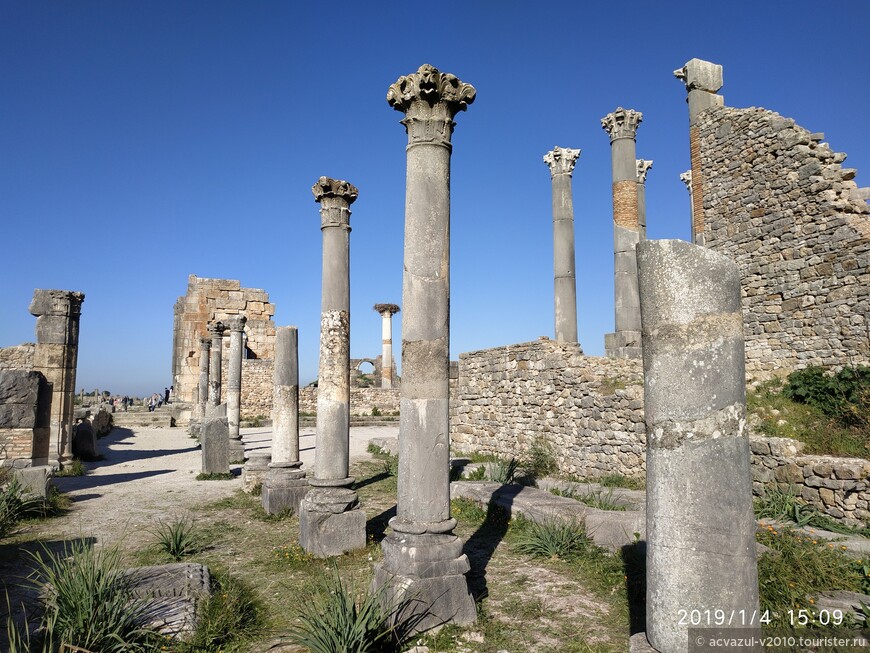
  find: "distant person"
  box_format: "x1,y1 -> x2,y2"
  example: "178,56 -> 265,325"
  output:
148,395 -> 156,412
164,387 -> 170,405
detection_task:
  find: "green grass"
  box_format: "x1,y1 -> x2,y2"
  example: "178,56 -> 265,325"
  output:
754,486 -> 870,536
152,517 -> 201,561
196,472 -> 235,481
597,474 -> 645,491
550,487 -> 626,511
512,516 -> 594,560
55,460 -> 86,477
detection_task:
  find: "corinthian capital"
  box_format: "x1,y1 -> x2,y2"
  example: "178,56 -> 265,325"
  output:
208,321 -> 226,337
680,170 -> 693,189
312,177 -> 359,205
636,159 -> 653,184
228,315 -> 247,332
387,64 -> 476,116
543,147 -> 581,177
601,108 -> 643,142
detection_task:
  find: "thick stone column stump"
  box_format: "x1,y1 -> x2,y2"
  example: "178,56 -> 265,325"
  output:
201,417 -> 230,475
372,64 -> 477,632
262,462 -> 308,515
299,482 -> 366,556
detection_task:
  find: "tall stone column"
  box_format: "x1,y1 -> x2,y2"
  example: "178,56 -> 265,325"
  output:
674,59 -> 724,246
636,159 -> 653,240
637,239 -> 759,653
195,337 -> 210,420
602,108 -> 644,360
373,64 -> 477,632
226,315 -> 247,461
29,289 -> 84,467
263,326 -> 308,514
543,146 -> 580,344
207,321 -> 225,411
680,170 -> 695,241
299,176 -> 365,557
373,304 -> 400,388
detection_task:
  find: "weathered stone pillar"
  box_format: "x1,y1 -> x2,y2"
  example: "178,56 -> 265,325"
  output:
680,170 -> 695,242
195,337 -> 210,420
29,290 -> 85,466
602,108 -> 643,360
226,315 -> 247,461
207,321 -> 225,410
373,64 -> 477,632
674,59 -> 724,246
373,304 -> 400,388
636,159 -> 653,241
637,239 -> 759,653
263,326 -> 308,515
299,176 -> 365,557
543,146 -> 580,344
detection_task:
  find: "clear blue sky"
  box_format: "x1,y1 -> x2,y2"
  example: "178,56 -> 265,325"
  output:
2,1 -> 868,396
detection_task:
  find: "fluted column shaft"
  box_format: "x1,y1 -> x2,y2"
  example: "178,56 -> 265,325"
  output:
227,316 -> 246,440
207,322 -> 225,408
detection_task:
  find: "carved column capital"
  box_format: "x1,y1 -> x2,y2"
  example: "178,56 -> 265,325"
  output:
312,177 -> 358,230
207,321 -> 226,337
373,303 -> 401,318
636,159 -> 653,184
387,64 -> 476,148
29,289 -> 85,318
674,58 -> 723,93
680,170 -> 693,189
200,337 -> 211,349
543,147 -> 581,177
228,315 -> 247,332
601,107 -> 643,142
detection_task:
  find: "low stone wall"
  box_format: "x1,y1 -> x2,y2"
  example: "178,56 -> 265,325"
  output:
0,369 -> 45,466
750,436 -> 870,528
299,387 -> 400,416
449,340 -> 646,479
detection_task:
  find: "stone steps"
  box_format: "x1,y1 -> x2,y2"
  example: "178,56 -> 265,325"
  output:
111,411 -> 175,428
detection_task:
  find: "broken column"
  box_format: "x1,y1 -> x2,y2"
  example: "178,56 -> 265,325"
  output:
637,239 -> 759,653
674,58 -> 724,246
299,176 -> 365,557
373,304 -> 400,388
602,108 -> 643,360
262,326 -> 308,515
543,146 -> 580,344
680,170 -> 695,242
206,321 -> 225,412
373,64 -> 477,631
195,337 -> 210,420
29,289 -> 85,466
226,315 -> 247,461
636,159 -> 653,240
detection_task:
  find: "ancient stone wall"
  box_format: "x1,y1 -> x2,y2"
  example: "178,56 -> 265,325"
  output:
699,106 -> 870,379
0,344 -> 35,371
750,436 -> 869,528
239,359 -> 272,419
0,370 -> 49,466
172,275 -> 276,404
448,340 -> 646,479
299,387 -> 400,417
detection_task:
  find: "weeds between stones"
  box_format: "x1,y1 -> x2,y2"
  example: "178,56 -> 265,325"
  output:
196,472 -> 234,481
152,517 -> 201,561
550,486 -> 626,511
754,486 -> 870,537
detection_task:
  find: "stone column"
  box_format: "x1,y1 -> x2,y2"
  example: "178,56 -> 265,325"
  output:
543,146 -> 580,344
207,321 -> 225,411
680,170 -> 695,242
263,326 -> 308,514
674,58 -> 724,246
636,159 -> 653,241
373,304 -> 400,388
299,176 -> 365,557
195,337 -> 210,420
637,239 -> 759,653
602,108 -> 643,360
29,289 -> 85,467
373,64 -> 477,632
226,315 -> 247,461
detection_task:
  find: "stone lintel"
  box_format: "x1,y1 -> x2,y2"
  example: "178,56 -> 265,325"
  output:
674,58 -> 723,93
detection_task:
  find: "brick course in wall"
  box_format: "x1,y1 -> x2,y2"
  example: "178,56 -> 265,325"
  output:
699,106 -> 870,379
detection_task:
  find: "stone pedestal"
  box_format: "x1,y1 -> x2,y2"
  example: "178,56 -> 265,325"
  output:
262,462 -> 308,515
299,177 -> 365,556
602,108 -> 643,360
372,64 -> 477,632
226,316 -> 247,462
29,289 -> 85,466
13,466 -> 53,499
544,146 -> 581,344
242,451 -> 270,493
637,239 -> 759,653
201,417 -> 229,475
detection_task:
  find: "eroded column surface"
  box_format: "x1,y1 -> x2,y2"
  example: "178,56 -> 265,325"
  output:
373,303 -> 400,388
226,315 -> 246,460
637,239 -> 759,653
602,108 -> 643,360
543,146 -> 580,344
299,176 -> 365,557
263,325 -> 307,515
372,63 -> 477,632
636,159 -> 653,241
207,321 -> 225,411
674,59 -> 724,246
195,337 -> 211,420
29,290 -> 84,467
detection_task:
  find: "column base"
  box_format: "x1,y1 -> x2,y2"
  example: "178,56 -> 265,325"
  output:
262,463 -> 308,515
299,485 -> 366,557
604,331 -> 642,359
229,438 -> 245,464
372,531 -> 476,633
242,453 -> 271,493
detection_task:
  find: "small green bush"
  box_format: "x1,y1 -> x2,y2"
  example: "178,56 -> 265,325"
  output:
0,476 -> 45,538
153,517 -> 200,561
488,457 -> 519,484
523,438 -> 557,480
512,517 -> 592,560
464,465 -> 487,481
783,365 -> 870,426
56,460 -> 86,477
551,487 -> 626,511
371,406 -> 382,417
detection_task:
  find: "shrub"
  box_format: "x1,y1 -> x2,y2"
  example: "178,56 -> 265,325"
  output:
783,365 -> 870,426
56,460 -> 86,477
488,457 -> 519,484
512,517 -> 592,560
153,517 -> 200,561
523,438 -> 557,480
371,406 -> 382,417
0,476 -> 45,538
181,572 -> 261,652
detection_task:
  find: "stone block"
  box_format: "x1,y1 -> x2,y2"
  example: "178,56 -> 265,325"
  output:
13,465 -> 53,498
0,370 -> 41,405
241,453 -> 271,493
299,506 -> 366,558
125,563 -> 211,639
72,421 -> 98,460
201,418 -> 229,474
262,465 -> 308,515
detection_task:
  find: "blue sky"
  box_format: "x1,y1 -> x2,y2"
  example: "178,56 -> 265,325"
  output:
1,1 -> 868,396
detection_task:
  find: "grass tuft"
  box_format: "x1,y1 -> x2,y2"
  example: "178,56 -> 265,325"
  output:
196,472 -> 234,481
153,517 -> 200,561
512,516 -> 593,560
